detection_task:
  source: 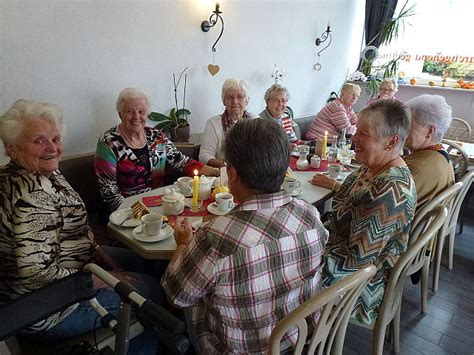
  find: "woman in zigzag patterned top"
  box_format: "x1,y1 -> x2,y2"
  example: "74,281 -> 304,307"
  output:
311,99 -> 417,325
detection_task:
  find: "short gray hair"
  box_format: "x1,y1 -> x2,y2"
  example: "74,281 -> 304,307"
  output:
341,82 -> 361,96
116,87 -> 151,113
221,79 -> 249,104
224,118 -> 289,193
264,84 -> 290,103
361,99 -> 411,151
0,99 -> 64,147
380,78 -> 398,91
405,95 -> 452,142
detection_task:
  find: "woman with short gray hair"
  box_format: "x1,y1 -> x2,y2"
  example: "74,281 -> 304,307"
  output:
404,94 -> 455,210
259,84 -> 302,146
199,78 -> 257,168
312,99 -> 416,325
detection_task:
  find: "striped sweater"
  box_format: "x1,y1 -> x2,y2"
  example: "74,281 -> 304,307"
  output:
305,99 -> 357,141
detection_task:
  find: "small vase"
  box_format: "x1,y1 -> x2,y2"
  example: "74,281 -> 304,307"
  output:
296,153 -> 309,170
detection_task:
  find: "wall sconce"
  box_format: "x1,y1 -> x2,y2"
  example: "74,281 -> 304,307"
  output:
201,2 -> 224,53
314,24 -> 333,71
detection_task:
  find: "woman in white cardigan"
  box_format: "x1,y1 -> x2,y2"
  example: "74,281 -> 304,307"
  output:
199,79 -> 257,168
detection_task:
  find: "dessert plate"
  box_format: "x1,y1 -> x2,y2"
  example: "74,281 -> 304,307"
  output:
109,208 -> 141,227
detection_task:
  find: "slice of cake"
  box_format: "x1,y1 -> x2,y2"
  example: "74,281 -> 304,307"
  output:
131,201 -> 150,219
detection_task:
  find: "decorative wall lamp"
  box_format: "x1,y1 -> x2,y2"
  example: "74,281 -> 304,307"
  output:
313,24 -> 332,71
201,2 -> 225,53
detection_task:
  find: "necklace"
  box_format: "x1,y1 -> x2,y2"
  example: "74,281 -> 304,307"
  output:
356,157 -> 400,188
118,124 -> 146,149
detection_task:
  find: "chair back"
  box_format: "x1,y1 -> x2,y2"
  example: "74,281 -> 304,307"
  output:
409,181 -> 462,246
447,171 -> 474,235
375,206 -> 447,332
269,265 -> 377,355
443,117 -> 472,142
442,139 -> 469,181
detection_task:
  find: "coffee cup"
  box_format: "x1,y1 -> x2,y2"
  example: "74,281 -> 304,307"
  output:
327,164 -> 343,178
141,213 -> 163,236
215,192 -> 234,212
174,177 -> 192,194
310,155 -> 321,169
281,176 -> 301,194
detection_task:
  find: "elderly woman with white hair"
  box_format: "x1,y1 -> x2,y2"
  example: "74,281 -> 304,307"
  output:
306,82 -> 361,141
404,94 -> 455,211
259,83 -> 303,147
199,78 -> 257,168
95,87 -> 219,212
0,99 -> 161,351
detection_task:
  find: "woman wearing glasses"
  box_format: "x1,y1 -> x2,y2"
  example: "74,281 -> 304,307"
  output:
368,78 -> 399,104
199,79 -> 257,168
259,84 -> 303,149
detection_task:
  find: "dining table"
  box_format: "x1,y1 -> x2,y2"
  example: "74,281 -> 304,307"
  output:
107,160 -> 352,260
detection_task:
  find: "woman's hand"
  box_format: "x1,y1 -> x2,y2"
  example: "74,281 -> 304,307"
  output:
201,165 -> 221,176
310,173 -> 337,190
174,217 -> 194,246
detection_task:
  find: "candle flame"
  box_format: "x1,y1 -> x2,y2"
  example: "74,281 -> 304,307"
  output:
194,169 -> 199,176
324,131 -> 328,135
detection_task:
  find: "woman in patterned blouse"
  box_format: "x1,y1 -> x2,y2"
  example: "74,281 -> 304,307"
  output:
0,100 -> 160,352
306,83 -> 361,141
310,100 -> 417,325
95,87 -> 219,212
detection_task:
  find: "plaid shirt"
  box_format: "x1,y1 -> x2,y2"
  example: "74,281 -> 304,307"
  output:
162,191 -> 328,354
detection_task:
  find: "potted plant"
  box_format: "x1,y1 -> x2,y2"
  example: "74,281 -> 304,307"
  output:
357,0 -> 416,96
149,67 -> 191,142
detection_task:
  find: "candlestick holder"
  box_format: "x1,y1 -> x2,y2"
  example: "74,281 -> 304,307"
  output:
190,200 -> 203,212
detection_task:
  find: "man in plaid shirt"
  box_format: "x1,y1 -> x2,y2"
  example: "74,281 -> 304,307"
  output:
162,119 -> 328,354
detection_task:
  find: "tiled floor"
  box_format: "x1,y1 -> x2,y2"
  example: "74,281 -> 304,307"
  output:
343,207 -> 474,354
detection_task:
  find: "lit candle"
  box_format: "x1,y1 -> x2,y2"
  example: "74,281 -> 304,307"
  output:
192,170 -> 199,206
322,131 -> 328,159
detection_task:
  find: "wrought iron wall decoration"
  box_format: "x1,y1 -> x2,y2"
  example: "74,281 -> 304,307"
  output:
314,24 -> 332,71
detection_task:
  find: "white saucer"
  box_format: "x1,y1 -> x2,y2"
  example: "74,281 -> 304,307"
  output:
109,208 -> 141,228
207,202 -> 233,216
172,183 -> 193,197
290,188 -> 303,197
132,224 -> 173,243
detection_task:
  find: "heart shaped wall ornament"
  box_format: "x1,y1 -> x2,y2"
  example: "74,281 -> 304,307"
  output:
208,64 -> 220,76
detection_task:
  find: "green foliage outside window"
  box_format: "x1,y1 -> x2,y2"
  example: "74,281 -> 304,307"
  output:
422,61 -> 474,80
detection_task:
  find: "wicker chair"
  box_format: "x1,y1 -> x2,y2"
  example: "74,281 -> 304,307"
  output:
269,265 -> 377,355
406,182 -> 462,312
351,206 -> 447,355
443,117 -> 472,143
442,139 -> 469,182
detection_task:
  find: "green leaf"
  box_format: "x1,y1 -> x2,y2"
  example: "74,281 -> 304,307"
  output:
176,108 -> 191,117
154,120 -> 176,131
148,112 -> 171,122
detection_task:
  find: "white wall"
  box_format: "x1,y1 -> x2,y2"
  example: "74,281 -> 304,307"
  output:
0,0 -> 365,164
